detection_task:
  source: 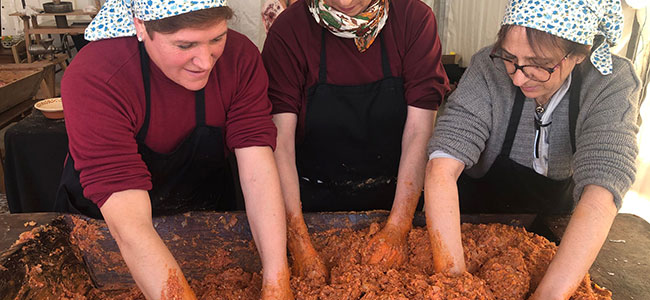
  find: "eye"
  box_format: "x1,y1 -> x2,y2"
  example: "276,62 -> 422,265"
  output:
176,43 -> 194,50
501,52 -> 515,60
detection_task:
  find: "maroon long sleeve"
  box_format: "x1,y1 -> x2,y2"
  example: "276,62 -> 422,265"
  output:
262,0 -> 450,136
61,30 -> 276,207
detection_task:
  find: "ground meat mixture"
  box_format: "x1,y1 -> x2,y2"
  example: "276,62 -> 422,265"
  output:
1,218 -> 611,299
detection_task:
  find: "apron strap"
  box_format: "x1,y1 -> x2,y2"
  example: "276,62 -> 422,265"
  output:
318,29 -> 327,84
136,42 -> 152,143
569,67 -> 582,153
501,89 -> 526,157
317,28 -> 392,84
378,32 -> 392,78
195,89 -> 206,126
136,42 -> 207,141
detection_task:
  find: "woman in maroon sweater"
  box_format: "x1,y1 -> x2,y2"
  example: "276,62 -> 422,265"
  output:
262,0 -> 449,280
57,1 -> 292,299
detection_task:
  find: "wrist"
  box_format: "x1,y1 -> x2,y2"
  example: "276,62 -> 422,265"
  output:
386,215 -> 413,235
262,260 -> 291,283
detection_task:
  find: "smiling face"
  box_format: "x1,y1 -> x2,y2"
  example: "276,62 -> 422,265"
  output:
323,0 -> 373,16
134,18 -> 228,91
499,26 -> 586,104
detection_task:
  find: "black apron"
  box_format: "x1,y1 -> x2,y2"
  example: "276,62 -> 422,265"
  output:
55,43 -> 234,219
296,29 -> 408,212
457,68 -> 582,216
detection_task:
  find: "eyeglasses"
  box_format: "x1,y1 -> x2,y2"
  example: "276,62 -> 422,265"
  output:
490,50 -> 571,82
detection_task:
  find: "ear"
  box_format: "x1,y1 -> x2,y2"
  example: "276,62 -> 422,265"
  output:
575,54 -> 587,65
133,17 -> 147,40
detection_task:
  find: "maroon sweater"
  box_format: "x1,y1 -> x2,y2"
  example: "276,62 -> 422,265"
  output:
262,0 -> 449,135
61,31 -> 276,207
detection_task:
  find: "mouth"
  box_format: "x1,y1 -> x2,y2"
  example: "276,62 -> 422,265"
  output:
185,68 -> 209,78
520,86 -> 538,93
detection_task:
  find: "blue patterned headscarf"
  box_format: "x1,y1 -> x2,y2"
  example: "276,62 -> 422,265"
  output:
502,0 -> 623,75
85,0 -> 228,42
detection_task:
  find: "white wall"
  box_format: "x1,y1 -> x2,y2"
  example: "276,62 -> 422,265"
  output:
228,0 -> 266,50
435,0 -> 509,67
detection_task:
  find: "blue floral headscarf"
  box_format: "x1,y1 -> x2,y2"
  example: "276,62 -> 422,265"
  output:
85,0 -> 228,42
502,0 -> 623,75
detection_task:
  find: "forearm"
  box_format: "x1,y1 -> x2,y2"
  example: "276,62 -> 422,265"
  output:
236,146 -> 290,281
272,113 -> 309,242
273,145 -> 311,249
387,108 -> 436,232
101,190 -> 195,300
424,158 -> 466,274
531,185 -> 617,300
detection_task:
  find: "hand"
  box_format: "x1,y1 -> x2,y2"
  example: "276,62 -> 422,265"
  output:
362,223 -> 409,269
260,269 -> 294,300
290,242 -> 329,282
287,219 -> 329,283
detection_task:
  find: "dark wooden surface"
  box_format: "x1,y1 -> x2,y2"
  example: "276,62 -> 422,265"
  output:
0,212 -> 60,250
0,212 -> 647,298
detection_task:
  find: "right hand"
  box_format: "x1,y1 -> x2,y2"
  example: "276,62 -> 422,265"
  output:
290,242 -> 329,282
287,219 -> 329,282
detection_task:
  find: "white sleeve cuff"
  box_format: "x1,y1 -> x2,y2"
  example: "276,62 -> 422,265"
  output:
429,150 -> 465,165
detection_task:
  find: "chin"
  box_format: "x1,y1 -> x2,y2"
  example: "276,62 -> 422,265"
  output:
180,78 -> 210,91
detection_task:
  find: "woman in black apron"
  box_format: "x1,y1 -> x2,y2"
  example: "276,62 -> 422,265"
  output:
262,0 -> 449,280
425,1 -> 641,299
56,2 -> 292,299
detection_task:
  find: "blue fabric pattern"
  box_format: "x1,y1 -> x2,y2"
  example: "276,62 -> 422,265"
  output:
85,0 -> 227,41
502,0 -> 623,75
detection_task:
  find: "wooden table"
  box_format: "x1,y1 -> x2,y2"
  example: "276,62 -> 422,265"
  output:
1,54 -> 68,98
9,9 -> 96,63
0,212 -> 647,298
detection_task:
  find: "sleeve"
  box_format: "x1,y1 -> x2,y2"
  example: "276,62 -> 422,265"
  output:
61,55 -> 151,207
429,150 -> 465,164
402,4 -> 450,110
261,24 -> 305,115
427,49 -> 494,168
225,38 -> 278,151
572,59 -> 642,209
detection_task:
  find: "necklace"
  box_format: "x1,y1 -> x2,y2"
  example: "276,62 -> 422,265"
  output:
534,99 -> 546,114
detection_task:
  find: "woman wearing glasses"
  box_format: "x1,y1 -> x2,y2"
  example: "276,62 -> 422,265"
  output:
425,0 -> 641,298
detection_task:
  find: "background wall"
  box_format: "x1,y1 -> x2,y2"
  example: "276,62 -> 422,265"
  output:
2,0 -> 649,199
431,0 -> 508,66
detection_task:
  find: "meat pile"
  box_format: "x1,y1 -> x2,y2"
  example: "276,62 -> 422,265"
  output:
2,218 -> 611,299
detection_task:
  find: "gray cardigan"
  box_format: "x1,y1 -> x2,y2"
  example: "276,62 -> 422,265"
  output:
428,46 -> 642,209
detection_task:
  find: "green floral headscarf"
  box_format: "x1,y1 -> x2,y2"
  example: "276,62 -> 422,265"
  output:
308,0 -> 389,52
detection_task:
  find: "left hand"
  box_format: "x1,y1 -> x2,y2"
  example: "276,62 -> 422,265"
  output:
361,223 -> 409,269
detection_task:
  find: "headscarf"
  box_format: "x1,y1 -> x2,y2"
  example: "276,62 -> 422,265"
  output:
85,0 -> 228,42
502,0 -> 623,75
308,0 -> 389,52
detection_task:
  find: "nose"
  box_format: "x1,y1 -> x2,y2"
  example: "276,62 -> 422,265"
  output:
192,45 -> 213,70
510,69 -> 529,87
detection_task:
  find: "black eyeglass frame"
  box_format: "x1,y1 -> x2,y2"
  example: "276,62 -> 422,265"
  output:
489,50 -> 572,83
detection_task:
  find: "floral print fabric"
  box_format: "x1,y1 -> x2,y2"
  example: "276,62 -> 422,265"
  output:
308,0 -> 389,52
502,0 -> 623,75
85,0 -> 228,42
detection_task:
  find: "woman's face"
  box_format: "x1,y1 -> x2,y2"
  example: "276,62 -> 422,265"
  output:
324,0 -> 373,16
500,26 -> 585,103
134,18 -> 228,91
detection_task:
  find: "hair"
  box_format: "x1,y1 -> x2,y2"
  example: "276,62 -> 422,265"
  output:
495,24 -> 590,60
144,6 -> 234,38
